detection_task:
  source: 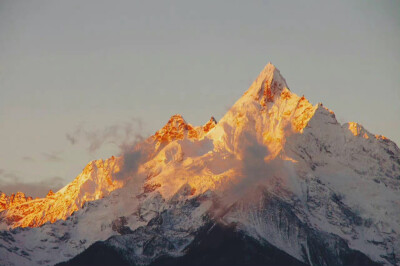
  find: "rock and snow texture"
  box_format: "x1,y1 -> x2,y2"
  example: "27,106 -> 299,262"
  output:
0,63 -> 399,266
0,192 -> 33,213
0,157 -> 125,228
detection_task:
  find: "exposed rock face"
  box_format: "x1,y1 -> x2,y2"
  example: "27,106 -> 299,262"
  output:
0,192 -> 33,212
153,114 -> 217,147
0,63 -> 399,266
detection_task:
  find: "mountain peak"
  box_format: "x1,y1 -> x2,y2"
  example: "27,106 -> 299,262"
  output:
46,190 -> 55,198
153,114 -> 216,146
165,114 -> 187,128
345,122 -> 374,140
153,114 -> 189,143
246,62 -> 289,105
263,61 -> 277,72
203,116 -> 217,133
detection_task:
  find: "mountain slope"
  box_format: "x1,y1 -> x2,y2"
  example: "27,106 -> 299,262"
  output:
0,157 -> 124,229
0,117 -> 216,229
0,63 -> 399,266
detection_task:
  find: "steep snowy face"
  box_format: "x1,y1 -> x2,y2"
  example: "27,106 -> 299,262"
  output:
209,63 -> 318,160
246,62 -> 289,104
280,104 -> 400,265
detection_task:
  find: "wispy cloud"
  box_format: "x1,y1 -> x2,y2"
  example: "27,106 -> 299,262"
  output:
66,117 -> 145,154
114,137 -> 146,181
1,171 -> 19,180
66,133 -> 77,145
41,151 -> 63,162
0,170 -> 65,198
65,117 -> 147,182
21,156 -> 35,162
215,129 -> 298,211
0,118 -> 146,198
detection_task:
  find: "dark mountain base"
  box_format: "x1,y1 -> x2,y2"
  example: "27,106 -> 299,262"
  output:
57,193 -> 383,266
56,241 -> 131,266
149,223 -> 307,266
57,223 -> 306,266
57,220 -> 382,266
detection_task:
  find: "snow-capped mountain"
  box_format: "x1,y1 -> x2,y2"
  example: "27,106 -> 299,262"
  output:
0,63 -> 399,266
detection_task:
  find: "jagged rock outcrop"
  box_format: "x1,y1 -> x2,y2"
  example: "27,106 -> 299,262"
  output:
0,192 -> 33,212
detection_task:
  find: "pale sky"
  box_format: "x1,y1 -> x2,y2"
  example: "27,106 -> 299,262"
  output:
1,0 -> 399,197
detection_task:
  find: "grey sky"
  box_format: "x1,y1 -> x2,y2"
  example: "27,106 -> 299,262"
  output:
0,0 -> 399,197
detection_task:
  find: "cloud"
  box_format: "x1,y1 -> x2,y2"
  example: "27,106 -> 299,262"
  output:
21,156 -> 35,162
66,133 -> 77,145
21,153 -> 62,163
114,132 -> 149,181
66,117 -> 145,154
41,151 -> 63,162
66,117 -> 148,182
4,173 -> 20,180
216,130 -> 298,210
115,150 -> 143,181
0,170 -> 19,181
0,118 -> 147,198
0,170 -> 65,198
